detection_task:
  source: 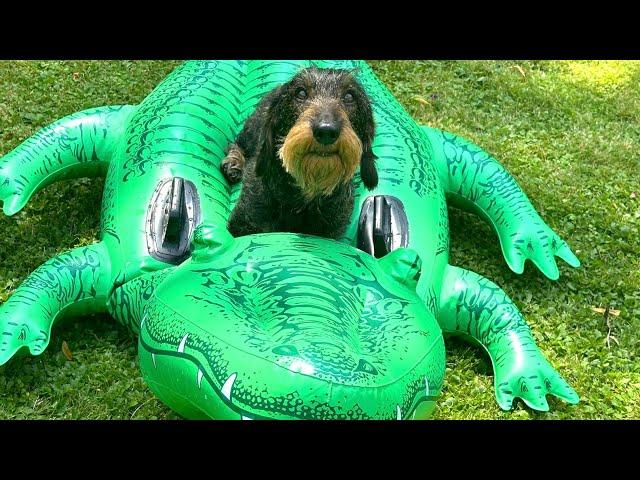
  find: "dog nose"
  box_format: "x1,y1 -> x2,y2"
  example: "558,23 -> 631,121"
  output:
313,122 -> 341,145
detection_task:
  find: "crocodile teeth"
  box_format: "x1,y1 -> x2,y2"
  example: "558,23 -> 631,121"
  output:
396,405 -> 402,420
241,415 -> 253,420
425,376 -> 430,396
178,333 -> 189,353
151,353 -> 157,368
221,373 -> 237,401
197,369 -> 203,389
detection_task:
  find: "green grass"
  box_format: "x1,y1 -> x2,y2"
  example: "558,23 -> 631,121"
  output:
1,60 -> 638,420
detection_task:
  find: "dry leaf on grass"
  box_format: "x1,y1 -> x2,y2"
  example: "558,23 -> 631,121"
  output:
412,95 -> 431,106
591,306 -> 621,316
62,341 -> 73,361
511,65 -> 526,79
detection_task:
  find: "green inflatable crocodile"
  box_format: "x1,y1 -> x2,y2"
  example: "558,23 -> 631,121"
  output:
0,60 -> 581,419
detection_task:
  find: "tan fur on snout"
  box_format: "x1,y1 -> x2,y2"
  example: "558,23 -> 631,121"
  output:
278,105 -> 362,199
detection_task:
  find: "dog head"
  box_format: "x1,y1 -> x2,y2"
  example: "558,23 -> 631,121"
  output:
256,67 -> 378,199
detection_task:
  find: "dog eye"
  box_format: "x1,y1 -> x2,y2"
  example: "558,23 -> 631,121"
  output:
295,88 -> 308,100
343,91 -> 355,103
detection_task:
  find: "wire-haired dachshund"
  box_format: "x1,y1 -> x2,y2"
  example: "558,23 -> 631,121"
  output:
220,67 -> 378,239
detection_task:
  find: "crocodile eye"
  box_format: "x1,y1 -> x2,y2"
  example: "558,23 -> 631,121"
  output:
295,87 -> 308,100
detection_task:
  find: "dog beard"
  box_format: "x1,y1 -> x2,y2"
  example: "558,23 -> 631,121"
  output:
278,112 -> 362,199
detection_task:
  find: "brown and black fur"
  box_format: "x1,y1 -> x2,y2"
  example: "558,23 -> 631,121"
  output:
220,67 -> 377,239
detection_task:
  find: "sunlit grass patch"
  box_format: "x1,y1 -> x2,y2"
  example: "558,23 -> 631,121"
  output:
562,60 -> 638,92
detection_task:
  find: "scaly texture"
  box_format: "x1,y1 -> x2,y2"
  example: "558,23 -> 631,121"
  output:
0,105 -> 134,216
0,242 -> 111,366
139,232 -> 444,420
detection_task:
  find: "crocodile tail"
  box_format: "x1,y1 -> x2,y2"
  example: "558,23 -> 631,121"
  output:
0,104 -> 136,216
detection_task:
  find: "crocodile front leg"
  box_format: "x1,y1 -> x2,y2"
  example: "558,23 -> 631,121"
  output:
422,126 -> 580,280
438,264 -> 579,411
0,105 -> 135,216
0,242 -> 112,366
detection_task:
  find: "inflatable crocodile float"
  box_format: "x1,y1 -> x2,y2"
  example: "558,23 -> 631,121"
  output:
0,60 -> 581,419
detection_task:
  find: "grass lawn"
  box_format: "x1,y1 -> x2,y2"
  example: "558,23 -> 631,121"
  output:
0,60 -> 638,420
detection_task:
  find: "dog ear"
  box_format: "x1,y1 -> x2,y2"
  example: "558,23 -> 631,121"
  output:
351,81 -> 378,190
359,112 -> 378,190
255,86 -> 284,178
360,148 -> 378,190
255,127 -> 275,178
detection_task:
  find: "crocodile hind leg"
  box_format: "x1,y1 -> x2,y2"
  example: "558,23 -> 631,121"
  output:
438,264 -> 579,411
0,105 -> 135,216
0,242 -> 112,366
422,126 -> 580,280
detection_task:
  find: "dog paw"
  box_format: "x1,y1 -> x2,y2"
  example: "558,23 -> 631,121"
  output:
220,149 -> 245,185
221,161 -> 243,184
